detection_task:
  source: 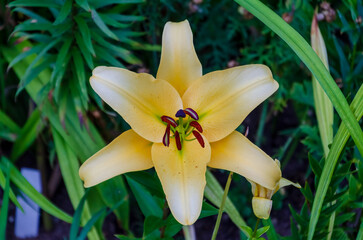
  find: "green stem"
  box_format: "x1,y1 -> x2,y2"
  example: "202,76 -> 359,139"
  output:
255,101 -> 268,147
253,218 -> 261,237
183,225 -> 196,240
211,172 -> 234,240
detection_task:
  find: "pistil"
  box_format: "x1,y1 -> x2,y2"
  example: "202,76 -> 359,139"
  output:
160,108 -> 204,150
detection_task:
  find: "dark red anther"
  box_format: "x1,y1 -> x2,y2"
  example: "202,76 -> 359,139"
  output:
174,131 -> 182,150
192,131 -> 205,148
184,108 -> 199,120
175,109 -> 186,118
162,124 -> 171,147
161,116 -> 178,128
190,121 -> 203,133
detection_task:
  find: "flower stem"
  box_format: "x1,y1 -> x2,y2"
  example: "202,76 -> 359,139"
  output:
252,218 -> 260,237
211,171 -> 234,240
183,225 -> 196,240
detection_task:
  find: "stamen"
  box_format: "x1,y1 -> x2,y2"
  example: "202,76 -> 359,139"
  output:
162,124 -> 170,147
192,131 -> 205,148
175,131 -> 182,150
190,121 -> 203,133
184,108 -> 199,120
161,116 -> 178,127
244,126 -> 249,137
175,109 -> 186,118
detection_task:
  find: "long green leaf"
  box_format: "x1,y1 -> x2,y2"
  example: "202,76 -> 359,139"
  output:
51,37 -> 72,87
2,40 -> 128,237
76,0 -> 91,11
11,108 -> 44,161
91,9 -> 119,40
77,197 -> 126,240
0,158 -> 72,223
70,190 -> 90,240
7,44 -> 44,70
0,110 -> 21,134
357,220 -> 363,240
308,85 -> 363,240
125,176 -> 163,218
8,0 -> 60,7
75,32 -> 94,69
52,128 -> 101,240
74,16 -> 95,56
0,159 -> 10,239
0,167 -> 23,210
54,0 -> 73,25
234,0 -> 363,156
16,38 -> 61,95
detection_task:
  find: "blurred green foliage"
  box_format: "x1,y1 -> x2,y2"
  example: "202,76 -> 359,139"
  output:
0,0 -> 362,239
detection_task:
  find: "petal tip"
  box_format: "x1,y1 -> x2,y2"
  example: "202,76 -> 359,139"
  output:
92,66 -> 108,76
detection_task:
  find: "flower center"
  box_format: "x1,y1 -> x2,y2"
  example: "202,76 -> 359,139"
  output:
161,108 -> 204,151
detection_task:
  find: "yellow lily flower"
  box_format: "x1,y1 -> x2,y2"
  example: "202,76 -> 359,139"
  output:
79,20 -> 281,225
247,160 -> 301,219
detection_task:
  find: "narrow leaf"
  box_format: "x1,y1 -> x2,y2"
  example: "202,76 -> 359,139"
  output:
0,159 -> 10,239
0,110 -> 21,134
125,176 -> 163,218
54,0 -> 73,25
308,85 -> 363,240
70,190 -> 90,240
76,0 -> 91,11
91,9 -> 119,40
8,0 -> 60,7
0,158 -> 72,223
234,0 -> 363,156
74,16 -> 95,55
10,109 -> 44,161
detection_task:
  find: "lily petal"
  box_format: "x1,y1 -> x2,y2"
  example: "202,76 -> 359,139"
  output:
156,20 -> 202,96
79,130 -> 153,187
152,136 -> 211,225
208,131 -> 281,190
252,197 -> 273,219
90,67 -> 183,142
278,177 -> 301,190
183,65 -> 278,142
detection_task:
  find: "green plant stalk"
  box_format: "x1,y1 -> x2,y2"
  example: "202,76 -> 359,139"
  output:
308,84 -> 363,240
234,0 -> 363,156
255,101 -> 268,147
183,225 -> 196,240
36,137 -> 53,231
211,171 -> 233,240
252,218 -> 260,238
205,170 -> 248,236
